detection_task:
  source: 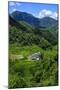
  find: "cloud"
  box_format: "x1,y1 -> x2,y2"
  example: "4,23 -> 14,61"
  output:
9,2 -> 21,6
16,2 -> 21,6
38,9 -> 58,20
9,2 -> 15,6
12,8 -> 17,12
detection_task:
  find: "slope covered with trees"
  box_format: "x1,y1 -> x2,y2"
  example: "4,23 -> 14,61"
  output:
9,12 -> 58,88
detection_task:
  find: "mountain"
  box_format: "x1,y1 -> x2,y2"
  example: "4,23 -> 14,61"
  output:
11,11 -> 57,28
11,11 -> 40,28
9,15 -> 58,47
9,15 -> 34,33
39,17 -> 58,28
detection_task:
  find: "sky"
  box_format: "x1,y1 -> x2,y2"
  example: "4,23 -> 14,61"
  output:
8,2 -> 58,20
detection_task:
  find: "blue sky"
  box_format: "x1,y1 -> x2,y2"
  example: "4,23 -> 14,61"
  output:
8,2 -> 58,20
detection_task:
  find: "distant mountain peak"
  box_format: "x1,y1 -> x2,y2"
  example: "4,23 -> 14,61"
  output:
10,11 -> 57,28
40,16 -> 57,21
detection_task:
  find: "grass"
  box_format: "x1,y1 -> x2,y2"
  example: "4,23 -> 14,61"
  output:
9,44 -> 58,88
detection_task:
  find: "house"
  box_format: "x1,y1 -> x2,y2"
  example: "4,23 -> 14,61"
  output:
28,52 -> 42,60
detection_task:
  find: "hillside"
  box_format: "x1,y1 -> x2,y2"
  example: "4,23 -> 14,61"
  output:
9,15 -> 58,47
11,11 -> 58,28
9,12 -> 58,88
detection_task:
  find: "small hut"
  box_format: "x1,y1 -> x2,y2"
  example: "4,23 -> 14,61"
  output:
28,52 -> 42,60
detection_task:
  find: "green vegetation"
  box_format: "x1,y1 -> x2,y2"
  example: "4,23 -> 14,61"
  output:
9,16 -> 58,88
9,44 -> 58,88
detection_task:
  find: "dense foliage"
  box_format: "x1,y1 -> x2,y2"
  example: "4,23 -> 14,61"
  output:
9,44 -> 58,88
9,20 -> 58,49
9,15 -> 58,88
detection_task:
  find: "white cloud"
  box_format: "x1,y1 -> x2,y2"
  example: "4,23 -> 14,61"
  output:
16,2 -> 21,6
9,2 -> 15,6
12,8 -> 17,12
38,9 -> 58,20
50,12 -> 58,20
9,2 -> 21,6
